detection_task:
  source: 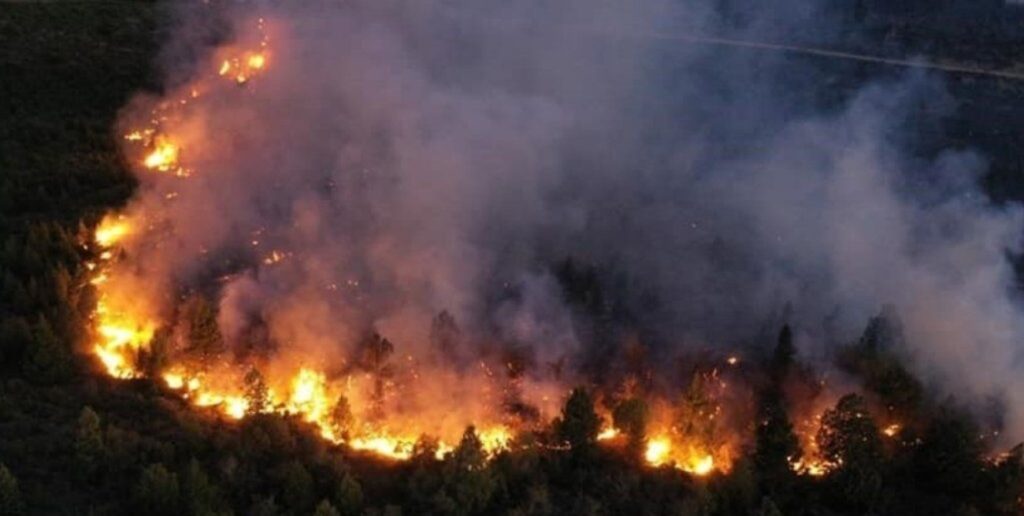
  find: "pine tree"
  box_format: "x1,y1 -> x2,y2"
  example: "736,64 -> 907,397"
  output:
75,406 -> 105,474
429,310 -> 460,359
453,426 -> 487,472
184,295 -> 224,361
0,464 -> 24,516
771,324 -> 795,379
446,426 -> 496,513
330,395 -> 354,440
21,317 -> 71,384
817,394 -> 884,510
313,500 -> 341,516
753,391 -> 799,496
136,464 -> 180,516
243,368 -> 269,415
333,471 -> 363,516
279,461 -> 314,513
181,458 -> 219,516
359,333 -> 394,419
613,397 -> 649,458
555,388 -> 601,451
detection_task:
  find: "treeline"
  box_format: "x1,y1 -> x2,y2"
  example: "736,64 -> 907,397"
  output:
1,317 -> 1023,514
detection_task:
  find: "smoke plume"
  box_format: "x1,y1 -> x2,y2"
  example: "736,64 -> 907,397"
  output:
112,0 -> 1024,443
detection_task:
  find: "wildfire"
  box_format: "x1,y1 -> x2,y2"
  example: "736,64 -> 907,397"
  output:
790,410 -> 835,476
94,216 -> 129,247
89,14 -> 746,473
645,437 -> 671,464
883,423 -> 901,438
90,215 -> 158,379
644,436 -> 718,476
143,135 -> 181,173
597,427 -> 620,441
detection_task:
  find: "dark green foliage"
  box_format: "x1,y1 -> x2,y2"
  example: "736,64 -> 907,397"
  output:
278,460 -> 315,513
612,397 -> 649,457
3,3 -> 1024,516
0,464 -> 23,516
911,405 -> 986,499
555,387 -> 601,451
181,458 -> 224,516
770,324 -> 795,377
439,427 -> 497,514
839,313 -> 924,418
21,318 -> 72,384
136,463 -> 180,516
333,471 -> 363,516
74,406 -> 105,475
753,392 -> 799,496
314,499 -> 342,516
758,496 -> 783,516
817,394 -> 885,511
249,496 -> 281,516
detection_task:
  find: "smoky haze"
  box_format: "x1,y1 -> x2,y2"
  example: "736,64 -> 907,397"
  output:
118,0 -> 1024,441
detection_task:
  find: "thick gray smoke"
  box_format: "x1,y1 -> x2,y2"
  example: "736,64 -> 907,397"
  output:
120,0 -> 1024,439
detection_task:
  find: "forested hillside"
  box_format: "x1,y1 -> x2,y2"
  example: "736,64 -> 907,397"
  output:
2,2 -> 1024,515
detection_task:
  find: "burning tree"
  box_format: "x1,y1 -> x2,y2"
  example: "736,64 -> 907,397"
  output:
358,333 -> 394,420
816,394 -> 885,510
243,368 -> 269,415
555,388 -> 602,453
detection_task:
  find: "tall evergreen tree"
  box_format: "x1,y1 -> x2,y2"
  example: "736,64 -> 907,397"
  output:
75,406 -> 105,475
555,388 -> 601,451
613,397 -> 649,459
753,392 -> 799,496
0,464 -> 23,516
817,394 -> 884,511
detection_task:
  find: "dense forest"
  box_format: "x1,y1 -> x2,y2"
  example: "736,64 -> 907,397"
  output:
4,2 -> 1024,515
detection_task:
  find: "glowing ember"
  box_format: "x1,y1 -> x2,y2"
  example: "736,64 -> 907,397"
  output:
883,423 -> 901,437
247,53 -> 266,69
791,457 -> 830,477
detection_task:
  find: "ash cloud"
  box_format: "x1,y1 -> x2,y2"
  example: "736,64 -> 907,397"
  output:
123,1 -> 1024,439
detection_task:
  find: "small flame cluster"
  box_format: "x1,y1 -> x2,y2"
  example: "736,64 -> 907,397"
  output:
122,18 -> 271,178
